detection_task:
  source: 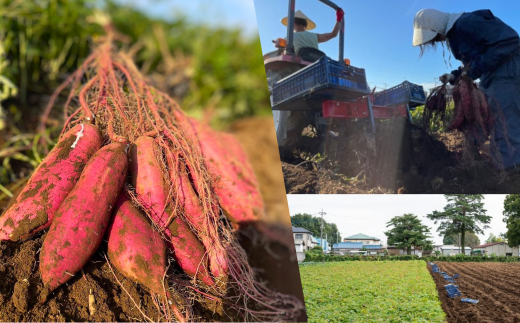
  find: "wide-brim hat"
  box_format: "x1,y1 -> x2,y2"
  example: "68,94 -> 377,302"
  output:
412,9 -> 462,46
281,10 -> 316,30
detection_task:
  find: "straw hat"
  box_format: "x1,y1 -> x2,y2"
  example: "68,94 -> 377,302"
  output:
412,9 -> 462,46
281,10 -> 317,31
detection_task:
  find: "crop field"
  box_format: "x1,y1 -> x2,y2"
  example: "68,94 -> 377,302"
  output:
429,262 -> 520,323
299,261 -> 445,322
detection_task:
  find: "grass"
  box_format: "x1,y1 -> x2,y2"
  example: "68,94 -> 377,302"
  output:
299,261 -> 446,322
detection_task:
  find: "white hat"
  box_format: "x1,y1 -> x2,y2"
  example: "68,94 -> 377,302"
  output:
412,9 -> 462,46
281,10 -> 317,31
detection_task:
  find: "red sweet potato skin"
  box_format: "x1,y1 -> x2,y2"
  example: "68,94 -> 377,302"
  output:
189,119 -> 264,224
129,136 -> 170,228
39,142 -> 128,292
0,124 -> 102,241
107,194 -> 166,295
173,164 -> 228,280
164,217 -> 215,287
130,138 -> 214,286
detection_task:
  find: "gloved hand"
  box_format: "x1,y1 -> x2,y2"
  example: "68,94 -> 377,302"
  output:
439,73 -> 455,84
336,8 -> 344,22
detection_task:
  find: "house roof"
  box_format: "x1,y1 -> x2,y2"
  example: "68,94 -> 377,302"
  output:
311,236 -> 319,243
474,242 -> 504,248
292,226 -> 311,234
440,245 -> 471,250
363,245 -> 384,249
333,242 -> 364,249
344,233 -> 380,241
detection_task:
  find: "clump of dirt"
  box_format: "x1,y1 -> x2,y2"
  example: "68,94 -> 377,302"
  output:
281,119 -> 520,194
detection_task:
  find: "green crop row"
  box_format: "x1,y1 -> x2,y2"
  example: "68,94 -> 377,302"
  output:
304,253 -> 520,263
299,261 -> 445,323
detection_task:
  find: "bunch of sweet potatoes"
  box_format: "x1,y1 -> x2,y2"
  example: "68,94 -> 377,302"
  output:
0,118 -> 264,319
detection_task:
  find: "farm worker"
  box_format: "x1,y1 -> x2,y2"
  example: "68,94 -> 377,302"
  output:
413,9 -> 520,170
281,8 -> 344,55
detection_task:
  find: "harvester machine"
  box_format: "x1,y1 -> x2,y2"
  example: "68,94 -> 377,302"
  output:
265,0 -> 426,159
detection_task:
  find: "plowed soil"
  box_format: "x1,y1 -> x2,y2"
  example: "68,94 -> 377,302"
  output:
282,119 -> 520,194
428,262 -> 520,323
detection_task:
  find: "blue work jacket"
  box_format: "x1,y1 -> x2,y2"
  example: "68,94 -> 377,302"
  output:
447,10 -> 520,80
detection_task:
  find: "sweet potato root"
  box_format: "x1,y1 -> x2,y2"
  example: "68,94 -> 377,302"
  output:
130,138 -> 215,286
0,124 -> 102,241
39,142 -> 128,294
129,136 -> 170,228
164,217 -> 215,287
189,119 -> 264,225
107,194 -> 166,295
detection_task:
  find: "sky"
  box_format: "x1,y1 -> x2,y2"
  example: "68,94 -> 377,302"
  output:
254,0 -> 520,91
286,194 -> 507,246
113,0 -> 259,37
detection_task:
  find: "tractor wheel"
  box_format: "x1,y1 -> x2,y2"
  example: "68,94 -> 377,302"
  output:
273,110 -> 307,160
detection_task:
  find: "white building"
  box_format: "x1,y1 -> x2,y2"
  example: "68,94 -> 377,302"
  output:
473,242 -> 520,256
433,245 -> 471,256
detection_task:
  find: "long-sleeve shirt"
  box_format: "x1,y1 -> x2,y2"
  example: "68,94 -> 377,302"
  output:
447,9 -> 520,80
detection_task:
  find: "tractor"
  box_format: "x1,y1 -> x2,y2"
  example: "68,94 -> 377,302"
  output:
264,0 -> 426,160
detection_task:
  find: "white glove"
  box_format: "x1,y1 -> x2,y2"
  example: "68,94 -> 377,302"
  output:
439,73 -> 455,84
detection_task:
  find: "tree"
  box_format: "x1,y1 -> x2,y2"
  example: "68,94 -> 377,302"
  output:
503,195 -> 520,247
384,213 -> 431,255
443,231 -> 480,248
290,213 -> 341,247
427,195 -> 490,254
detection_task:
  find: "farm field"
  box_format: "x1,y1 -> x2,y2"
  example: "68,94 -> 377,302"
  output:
299,261 -> 445,322
429,262 -> 520,323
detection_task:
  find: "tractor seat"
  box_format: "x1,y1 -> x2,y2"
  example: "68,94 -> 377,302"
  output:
296,47 -> 326,63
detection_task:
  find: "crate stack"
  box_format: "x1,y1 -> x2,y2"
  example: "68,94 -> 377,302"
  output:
428,262 -> 478,303
272,56 -> 370,109
372,81 -> 426,109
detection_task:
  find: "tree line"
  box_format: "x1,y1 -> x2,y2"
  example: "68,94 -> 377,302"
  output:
291,195 -> 520,255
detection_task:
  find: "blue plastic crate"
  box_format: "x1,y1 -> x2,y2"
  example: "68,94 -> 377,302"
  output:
444,284 -> 461,298
272,56 -> 370,107
372,81 -> 426,108
461,298 -> 479,304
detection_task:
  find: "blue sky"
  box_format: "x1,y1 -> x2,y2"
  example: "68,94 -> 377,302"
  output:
254,0 -> 520,91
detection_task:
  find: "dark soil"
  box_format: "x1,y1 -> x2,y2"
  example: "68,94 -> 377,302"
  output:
281,119 -> 520,194
0,222 -> 306,322
428,262 -> 520,323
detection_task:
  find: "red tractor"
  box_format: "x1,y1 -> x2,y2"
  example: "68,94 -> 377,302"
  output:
264,0 -> 426,159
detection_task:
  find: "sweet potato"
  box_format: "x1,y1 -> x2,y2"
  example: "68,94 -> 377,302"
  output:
107,194 -> 166,295
189,119 -> 264,225
0,124 -> 102,241
164,217 -> 214,287
459,78 -> 474,122
129,136 -> 170,228
40,142 -> 128,294
129,137 -> 214,286
173,160 -> 228,280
